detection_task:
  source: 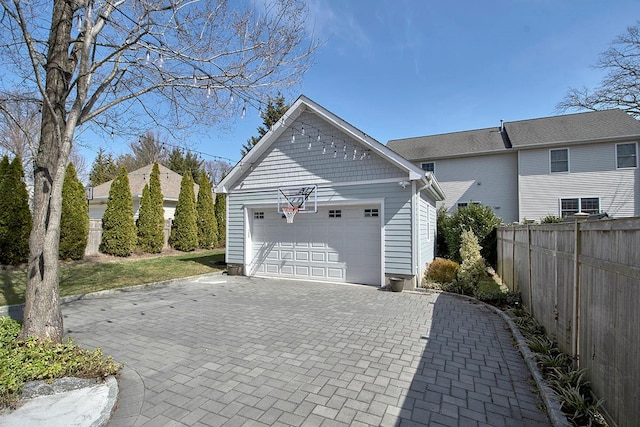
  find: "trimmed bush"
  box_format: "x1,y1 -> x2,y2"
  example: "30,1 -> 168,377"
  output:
426,258 -> 459,284
136,163 -> 165,253
214,191 -> 226,245
442,203 -> 501,266
169,172 -> 198,251
196,171 -> 218,249
59,163 -> 89,260
456,229 -> 486,293
0,156 -> 32,265
100,167 -> 136,256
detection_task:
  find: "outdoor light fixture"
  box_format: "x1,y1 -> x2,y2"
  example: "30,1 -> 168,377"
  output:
398,181 -> 410,189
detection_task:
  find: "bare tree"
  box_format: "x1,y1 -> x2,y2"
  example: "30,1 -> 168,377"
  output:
0,0 -> 316,342
203,159 -> 232,185
127,130 -> 168,168
557,22 -> 640,118
0,94 -> 40,181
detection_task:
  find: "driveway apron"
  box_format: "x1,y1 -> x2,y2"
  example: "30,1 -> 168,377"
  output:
63,275 -> 551,427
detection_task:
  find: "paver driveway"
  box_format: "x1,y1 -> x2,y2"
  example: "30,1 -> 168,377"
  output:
63,275 -> 551,427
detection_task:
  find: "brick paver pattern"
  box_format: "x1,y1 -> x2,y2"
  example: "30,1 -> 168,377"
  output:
63,276 -> 551,427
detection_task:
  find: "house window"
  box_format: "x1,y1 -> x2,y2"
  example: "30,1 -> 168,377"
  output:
329,210 -> 341,218
550,149 -> 569,173
253,212 -> 264,219
457,201 -> 481,209
560,197 -> 600,217
364,208 -> 379,217
616,143 -> 637,168
420,162 -> 435,173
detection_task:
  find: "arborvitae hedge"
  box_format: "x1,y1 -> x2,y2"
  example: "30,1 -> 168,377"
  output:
214,192 -> 226,246
0,156 -> 32,265
100,167 -> 136,256
169,172 -> 198,251
136,163 -> 165,253
59,163 -> 89,260
196,171 -> 218,249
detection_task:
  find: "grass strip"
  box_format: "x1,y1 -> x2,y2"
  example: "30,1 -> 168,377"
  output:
0,249 -> 225,307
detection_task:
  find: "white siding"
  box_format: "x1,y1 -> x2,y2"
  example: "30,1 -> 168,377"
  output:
423,152 -> 518,223
233,111 -> 406,191
519,142 -> 639,220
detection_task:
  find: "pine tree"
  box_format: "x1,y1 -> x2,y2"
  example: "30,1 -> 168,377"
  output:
196,170 -> 218,249
100,167 -> 136,256
89,147 -> 118,186
0,156 -> 32,265
214,191 -> 226,246
169,171 -> 198,251
136,162 -> 165,253
59,163 -> 89,260
168,148 -> 204,184
241,95 -> 289,156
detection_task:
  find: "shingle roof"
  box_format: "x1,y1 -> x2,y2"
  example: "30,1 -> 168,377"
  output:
387,127 -> 507,160
92,163 -> 199,200
506,109 -> 640,147
387,109 -> 640,160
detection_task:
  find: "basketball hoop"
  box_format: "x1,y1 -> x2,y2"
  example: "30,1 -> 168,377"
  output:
282,206 -> 299,223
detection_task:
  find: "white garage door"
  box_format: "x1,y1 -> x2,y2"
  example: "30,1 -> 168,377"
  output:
249,205 -> 381,285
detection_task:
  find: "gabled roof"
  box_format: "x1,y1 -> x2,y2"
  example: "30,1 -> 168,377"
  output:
91,163 -> 199,201
216,95 -> 444,200
388,109 -> 640,160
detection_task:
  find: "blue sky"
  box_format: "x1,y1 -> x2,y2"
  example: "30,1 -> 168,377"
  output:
80,0 -> 640,167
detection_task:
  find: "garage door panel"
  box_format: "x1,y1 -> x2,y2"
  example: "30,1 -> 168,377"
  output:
250,206 -> 381,285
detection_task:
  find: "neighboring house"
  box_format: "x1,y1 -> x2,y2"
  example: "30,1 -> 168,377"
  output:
215,96 -> 444,288
89,163 -> 199,220
388,109 -> 640,223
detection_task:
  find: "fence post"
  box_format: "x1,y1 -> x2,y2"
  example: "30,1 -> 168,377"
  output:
572,213 -> 588,368
527,225 -> 533,314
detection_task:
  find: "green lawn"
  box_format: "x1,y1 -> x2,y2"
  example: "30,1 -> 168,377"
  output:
0,249 -> 226,307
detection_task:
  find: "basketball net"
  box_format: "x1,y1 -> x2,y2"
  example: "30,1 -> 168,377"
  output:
282,206 -> 299,223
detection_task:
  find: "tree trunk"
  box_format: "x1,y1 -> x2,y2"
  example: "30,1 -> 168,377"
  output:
19,0 -> 75,343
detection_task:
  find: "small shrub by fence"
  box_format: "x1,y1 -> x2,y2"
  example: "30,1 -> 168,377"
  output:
497,217 -> 640,427
86,219 -> 172,256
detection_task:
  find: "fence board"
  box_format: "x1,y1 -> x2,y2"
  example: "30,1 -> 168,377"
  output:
497,217 -> 640,427
85,219 -> 173,256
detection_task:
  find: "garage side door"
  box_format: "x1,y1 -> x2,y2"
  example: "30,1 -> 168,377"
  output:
249,206 -> 381,285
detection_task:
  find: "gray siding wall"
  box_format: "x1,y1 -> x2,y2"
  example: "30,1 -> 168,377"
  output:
233,111 -> 406,190
418,152 -> 518,223
227,181 -> 416,276
519,142 -> 639,220
417,191 -> 436,282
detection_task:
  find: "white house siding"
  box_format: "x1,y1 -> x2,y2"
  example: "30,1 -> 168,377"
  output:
518,142 -> 639,220
226,181 -> 415,279
232,111 -> 405,191
89,200 -> 175,220
423,152 -> 518,223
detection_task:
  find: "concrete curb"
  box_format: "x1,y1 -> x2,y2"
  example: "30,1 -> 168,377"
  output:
0,271 -> 226,318
427,290 -> 571,427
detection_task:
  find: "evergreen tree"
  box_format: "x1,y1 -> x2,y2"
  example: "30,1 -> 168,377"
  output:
196,170 -> 218,249
0,156 -> 32,265
100,167 -> 136,256
169,172 -> 198,251
89,148 -> 118,186
136,163 -> 165,253
168,148 -> 204,184
214,191 -> 226,246
59,163 -> 89,260
241,95 -> 289,156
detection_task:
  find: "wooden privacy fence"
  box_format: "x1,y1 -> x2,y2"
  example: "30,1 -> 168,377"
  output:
497,217 -> 640,427
86,219 -> 172,256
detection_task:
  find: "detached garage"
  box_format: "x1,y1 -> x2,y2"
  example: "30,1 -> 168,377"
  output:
215,96 -> 444,289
